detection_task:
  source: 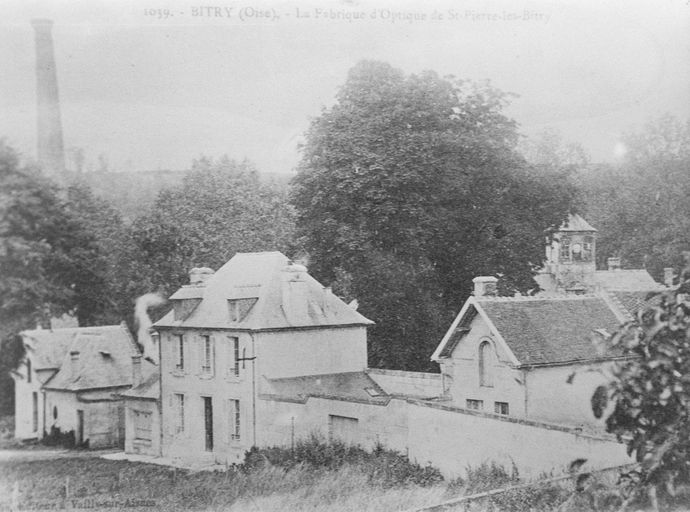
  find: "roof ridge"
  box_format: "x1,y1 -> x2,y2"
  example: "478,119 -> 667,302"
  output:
477,294 -> 601,302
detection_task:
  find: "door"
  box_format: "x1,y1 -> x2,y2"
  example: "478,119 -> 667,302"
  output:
76,410 -> 84,445
328,415 -> 359,445
203,397 -> 213,451
31,392 -> 38,433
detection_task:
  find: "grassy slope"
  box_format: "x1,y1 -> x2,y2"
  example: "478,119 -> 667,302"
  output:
0,457 -> 447,512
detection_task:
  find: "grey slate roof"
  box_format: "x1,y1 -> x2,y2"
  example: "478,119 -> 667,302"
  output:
120,363 -> 159,400
43,324 -> 141,391
21,327 -> 84,370
265,371 -> 389,404
479,296 -> 623,365
592,270 -> 663,291
155,251 -> 373,330
436,296 -> 624,366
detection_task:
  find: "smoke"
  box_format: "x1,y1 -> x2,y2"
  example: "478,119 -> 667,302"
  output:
134,293 -> 167,362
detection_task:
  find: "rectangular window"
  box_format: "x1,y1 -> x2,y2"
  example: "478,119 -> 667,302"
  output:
466,399 -> 483,411
230,337 -> 240,377
203,397 -> 213,451
229,399 -> 240,441
175,335 -> 184,370
201,335 -> 213,374
133,410 -> 153,441
27,359 -> 32,383
494,402 -> 509,415
174,394 -> 185,434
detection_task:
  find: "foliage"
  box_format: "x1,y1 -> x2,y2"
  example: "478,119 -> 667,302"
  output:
593,269 -> 690,505
291,60 -> 578,370
123,156 -> 296,307
577,115 -> 690,279
243,435 -> 443,489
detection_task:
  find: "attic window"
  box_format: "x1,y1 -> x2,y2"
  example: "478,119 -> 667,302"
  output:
173,298 -> 202,321
227,298 -> 258,323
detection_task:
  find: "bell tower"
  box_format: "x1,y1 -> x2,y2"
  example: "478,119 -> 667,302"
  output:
539,214 -> 598,293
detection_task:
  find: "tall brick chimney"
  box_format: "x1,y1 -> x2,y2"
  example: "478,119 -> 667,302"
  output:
31,19 -> 65,178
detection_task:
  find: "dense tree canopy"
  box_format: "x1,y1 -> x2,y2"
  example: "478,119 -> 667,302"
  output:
123,156 -> 296,303
577,115 -> 690,280
292,61 -> 578,369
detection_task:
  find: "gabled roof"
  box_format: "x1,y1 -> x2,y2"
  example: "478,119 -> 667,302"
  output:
155,251 -> 373,330
432,295 -> 623,367
21,327 -> 78,370
43,324 -> 141,391
560,213 -> 597,232
264,371 -> 389,405
593,270 -> 663,292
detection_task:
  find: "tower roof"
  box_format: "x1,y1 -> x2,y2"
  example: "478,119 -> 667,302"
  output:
560,213 -> 597,232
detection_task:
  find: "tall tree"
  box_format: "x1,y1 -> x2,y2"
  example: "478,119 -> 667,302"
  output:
123,156 -> 296,303
291,61 -> 577,370
577,115 -> 690,280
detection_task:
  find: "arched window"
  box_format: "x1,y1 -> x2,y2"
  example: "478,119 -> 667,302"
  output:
479,341 -> 494,387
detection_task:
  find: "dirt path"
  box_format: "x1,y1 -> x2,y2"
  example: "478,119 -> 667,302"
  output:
0,448 -> 119,463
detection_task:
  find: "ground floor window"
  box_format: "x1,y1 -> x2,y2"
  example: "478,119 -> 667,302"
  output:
133,410 -> 153,441
228,399 -> 240,441
466,399 -> 483,411
494,402 -> 509,415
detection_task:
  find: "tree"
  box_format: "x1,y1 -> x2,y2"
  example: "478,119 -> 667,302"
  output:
0,142 -> 115,413
593,268 -> 690,509
123,156 -> 296,304
291,61 -> 577,370
577,115 -> 690,279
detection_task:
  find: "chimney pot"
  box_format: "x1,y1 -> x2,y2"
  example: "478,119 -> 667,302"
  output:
607,257 -> 621,271
473,276 -> 498,297
189,267 -> 214,285
664,267 -> 675,288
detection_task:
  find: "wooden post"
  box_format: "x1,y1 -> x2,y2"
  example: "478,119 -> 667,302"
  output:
65,476 -> 70,499
11,481 -> 19,512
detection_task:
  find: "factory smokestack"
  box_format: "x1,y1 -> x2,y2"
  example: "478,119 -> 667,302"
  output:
31,19 -> 65,178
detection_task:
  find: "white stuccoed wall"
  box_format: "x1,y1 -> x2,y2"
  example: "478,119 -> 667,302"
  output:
12,359 -> 45,439
366,368 -> 442,398
256,327 -> 368,379
406,400 -> 630,479
439,314 -> 527,417
124,398 -> 161,456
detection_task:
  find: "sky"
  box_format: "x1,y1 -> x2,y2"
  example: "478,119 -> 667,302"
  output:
1,0 -> 689,175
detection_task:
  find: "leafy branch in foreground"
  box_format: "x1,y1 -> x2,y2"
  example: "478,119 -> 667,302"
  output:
593,268 -> 690,509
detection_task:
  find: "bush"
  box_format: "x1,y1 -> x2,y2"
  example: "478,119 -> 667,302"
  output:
242,435 -> 443,488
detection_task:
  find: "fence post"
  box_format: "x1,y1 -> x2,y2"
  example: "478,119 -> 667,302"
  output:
11,481 -> 19,512
65,476 -> 70,499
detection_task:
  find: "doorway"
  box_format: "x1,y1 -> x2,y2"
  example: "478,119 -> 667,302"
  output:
76,410 -> 84,445
203,397 -> 213,452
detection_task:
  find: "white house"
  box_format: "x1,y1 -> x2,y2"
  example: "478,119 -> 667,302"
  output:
152,252 -> 377,465
12,324 -> 144,448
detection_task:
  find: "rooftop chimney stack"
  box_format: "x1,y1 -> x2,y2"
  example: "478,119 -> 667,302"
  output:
189,267 -> 214,285
31,19 -> 65,178
473,276 -> 498,298
131,355 -> 142,387
607,257 -> 621,271
664,268 -> 675,288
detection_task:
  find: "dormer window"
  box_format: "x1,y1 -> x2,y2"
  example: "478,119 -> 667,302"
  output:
173,299 -> 202,321
227,298 -> 257,323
